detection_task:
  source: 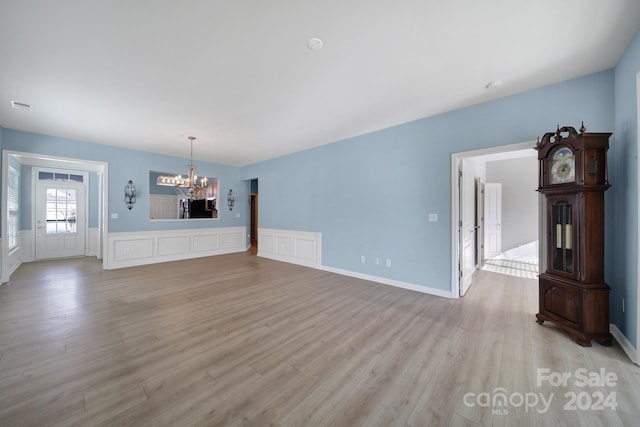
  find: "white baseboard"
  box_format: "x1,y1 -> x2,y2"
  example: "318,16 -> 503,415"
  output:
321,265 -> 452,299
106,226 -> 246,269
257,228 -> 450,299
610,324 -> 638,365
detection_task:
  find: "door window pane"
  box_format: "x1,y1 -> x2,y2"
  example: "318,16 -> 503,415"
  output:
38,171 -> 83,183
38,171 -> 54,180
46,188 -> 77,234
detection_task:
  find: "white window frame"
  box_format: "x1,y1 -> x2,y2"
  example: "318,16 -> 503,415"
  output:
7,166 -> 20,252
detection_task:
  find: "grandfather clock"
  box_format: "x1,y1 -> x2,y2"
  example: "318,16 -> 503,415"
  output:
535,123 -> 612,346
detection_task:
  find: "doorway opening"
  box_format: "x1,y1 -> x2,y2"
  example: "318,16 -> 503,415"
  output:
1,150 -> 108,283
451,140 -> 540,298
250,178 -> 258,254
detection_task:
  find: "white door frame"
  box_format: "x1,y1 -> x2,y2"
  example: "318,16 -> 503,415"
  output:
451,140 -> 537,298
459,159 -> 475,296
34,169 -> 88,260
1,150 -> 109,283
636,70 -> 640,364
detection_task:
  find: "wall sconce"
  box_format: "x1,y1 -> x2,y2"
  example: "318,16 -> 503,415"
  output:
227,189 -> 235,211
124,180 -> 137,210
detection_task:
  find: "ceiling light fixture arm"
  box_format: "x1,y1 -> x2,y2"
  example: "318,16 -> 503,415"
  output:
156,135 -> 209,200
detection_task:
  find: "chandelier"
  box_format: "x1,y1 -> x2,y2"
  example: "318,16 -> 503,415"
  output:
156,136 -> 208,200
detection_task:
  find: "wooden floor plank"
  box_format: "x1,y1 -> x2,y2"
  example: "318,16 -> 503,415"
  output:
0,253 -> 638,426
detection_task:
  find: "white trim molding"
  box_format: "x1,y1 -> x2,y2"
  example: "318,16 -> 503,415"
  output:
87,228 -> 100,256
636,70 -> 640,366
611,323 -> 638,365
1,150 -> 109,281
257,228 -> 450,299
19,230 -> 33,263
451,140 -> 538,298
321,265 -> 452,299
106,226 -> 246,269
258,228 -> 322,268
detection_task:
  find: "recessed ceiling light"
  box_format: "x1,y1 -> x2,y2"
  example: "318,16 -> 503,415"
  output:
485,80 -> 503,89
307,37 -> 323,51
11,100 -> 31,110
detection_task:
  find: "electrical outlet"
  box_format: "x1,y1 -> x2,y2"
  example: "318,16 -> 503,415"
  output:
360,255 -> 366,263
385,259 -> 391,267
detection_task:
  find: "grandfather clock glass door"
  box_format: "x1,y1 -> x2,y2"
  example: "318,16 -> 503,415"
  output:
551,202 -> 574,275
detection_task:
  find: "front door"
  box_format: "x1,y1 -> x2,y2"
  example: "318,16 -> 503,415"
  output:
35,181 -> 86,259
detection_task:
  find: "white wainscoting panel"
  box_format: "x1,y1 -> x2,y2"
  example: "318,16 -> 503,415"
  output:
258,228 -> 322,268
114,238 -> 154,261
157,235 -> 190,256
222,229 -> 244,248
87,228 -> 99,256
19,230 -> 33,262
193,233 -> 220,252
7,245 -> 21,279
106,226 -> 246,269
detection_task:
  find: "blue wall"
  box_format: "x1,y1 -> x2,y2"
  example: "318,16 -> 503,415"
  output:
1,130 -> 251,233
243,71 -> 615,292
613,30 -> 640,347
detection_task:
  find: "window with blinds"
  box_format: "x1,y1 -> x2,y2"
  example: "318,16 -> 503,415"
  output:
8,167 -> 19,250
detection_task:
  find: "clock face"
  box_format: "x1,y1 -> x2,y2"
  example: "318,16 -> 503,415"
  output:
550,147 -> 575,184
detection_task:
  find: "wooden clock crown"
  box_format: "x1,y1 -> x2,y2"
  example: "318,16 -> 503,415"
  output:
535,122 -> 611,191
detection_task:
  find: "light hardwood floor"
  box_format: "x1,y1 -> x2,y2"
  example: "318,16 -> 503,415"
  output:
1,252 -> 638,426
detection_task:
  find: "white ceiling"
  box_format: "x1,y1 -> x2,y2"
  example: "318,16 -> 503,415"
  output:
1,0 -> 639,166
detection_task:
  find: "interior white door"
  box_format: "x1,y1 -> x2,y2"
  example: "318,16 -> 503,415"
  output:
35,181 -> 86,259
459,160 -> 476,296
476,179 -> 484,265
484,183 -> 502,259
